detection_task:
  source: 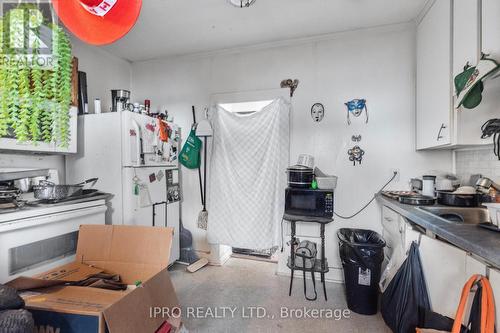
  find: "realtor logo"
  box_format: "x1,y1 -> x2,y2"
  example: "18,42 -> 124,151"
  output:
1,0 -> 55,67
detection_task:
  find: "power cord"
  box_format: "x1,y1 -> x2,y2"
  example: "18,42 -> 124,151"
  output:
333,171 -> 398,220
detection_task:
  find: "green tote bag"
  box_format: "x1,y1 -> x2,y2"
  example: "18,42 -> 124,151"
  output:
180,129 -> 202,169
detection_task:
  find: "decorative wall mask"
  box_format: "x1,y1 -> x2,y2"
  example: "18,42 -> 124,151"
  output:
280,79 -> 299,97
348,145 -> 365,166
311,103 -> 325,122
345,99 -> 368,125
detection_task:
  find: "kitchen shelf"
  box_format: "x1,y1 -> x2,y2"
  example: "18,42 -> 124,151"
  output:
0,168 -> 49,182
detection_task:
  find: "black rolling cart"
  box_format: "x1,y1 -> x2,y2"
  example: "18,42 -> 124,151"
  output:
284,213 -> 333,301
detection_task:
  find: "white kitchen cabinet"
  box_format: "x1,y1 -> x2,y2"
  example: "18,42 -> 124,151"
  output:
489,268 -> 500,325
416,0 -> 453,150
0,107 -> 78,154
380,206 -> 423,291
420,235 -> 489,320
460,0 -> 500,146
381,206 -> 401,257
466,255 -> 487,277
417,0 -> 499,149
420,235 -> 468,318
382,206 -> 422,258
454,0 -> 500,146
453,0 -> 479,78
482,0 -> 500,60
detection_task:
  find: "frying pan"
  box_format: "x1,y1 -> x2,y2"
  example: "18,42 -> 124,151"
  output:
436,190 -> 480,207
33,178 -> 98,201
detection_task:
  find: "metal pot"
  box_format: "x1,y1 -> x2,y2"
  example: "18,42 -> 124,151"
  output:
286,165 -> 314,188
33,178 -> 98,201
436,190 -> 480,207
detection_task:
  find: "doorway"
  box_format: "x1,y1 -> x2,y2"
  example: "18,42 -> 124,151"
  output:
207,89 -> 291,264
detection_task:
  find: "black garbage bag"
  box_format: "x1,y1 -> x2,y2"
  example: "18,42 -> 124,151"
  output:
0,285 -> 24,312
338,228 -> 386,268
338,228 -> 386,315
381,241 -> 430,333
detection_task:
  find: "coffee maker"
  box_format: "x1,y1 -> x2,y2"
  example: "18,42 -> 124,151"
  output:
111,89 -> 131,112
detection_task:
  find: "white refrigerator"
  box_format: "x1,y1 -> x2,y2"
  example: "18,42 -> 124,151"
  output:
66,111 -> 181,265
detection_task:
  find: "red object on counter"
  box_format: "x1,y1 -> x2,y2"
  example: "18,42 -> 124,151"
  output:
145,100 -> 151,114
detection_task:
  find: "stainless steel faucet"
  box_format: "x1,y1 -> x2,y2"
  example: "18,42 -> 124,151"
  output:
476,177 -> 500,194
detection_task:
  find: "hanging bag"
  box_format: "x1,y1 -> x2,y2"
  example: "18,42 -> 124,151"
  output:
179,128 -> 202,169
416,274 -> 496,333
381,242 -> 431,333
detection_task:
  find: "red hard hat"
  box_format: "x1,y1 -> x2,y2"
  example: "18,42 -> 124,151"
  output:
51,0 -> 142,45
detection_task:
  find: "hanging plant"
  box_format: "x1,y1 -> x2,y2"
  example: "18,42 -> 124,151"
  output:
30,38 -> 43,143
0,17 -> 9,137
52,24 -> 72,147
0,6 -> 73,147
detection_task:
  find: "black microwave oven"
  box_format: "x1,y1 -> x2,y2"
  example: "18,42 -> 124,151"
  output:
284,188 -> 334,218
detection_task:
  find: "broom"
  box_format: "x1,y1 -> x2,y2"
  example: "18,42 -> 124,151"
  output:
179,107 -> 209,273
197,135 -> 208,230
191,106 -> 208,230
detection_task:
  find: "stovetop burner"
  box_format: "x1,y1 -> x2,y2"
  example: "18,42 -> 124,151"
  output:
0,184 -> 22,209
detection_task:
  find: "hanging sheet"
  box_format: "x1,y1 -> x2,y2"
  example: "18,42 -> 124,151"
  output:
207,98 -> 290,250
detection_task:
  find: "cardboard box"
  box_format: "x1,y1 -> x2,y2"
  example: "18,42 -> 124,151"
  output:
8,225 -> 181,333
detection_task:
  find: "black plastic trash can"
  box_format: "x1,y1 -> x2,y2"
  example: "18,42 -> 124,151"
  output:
338,228 -> 386,315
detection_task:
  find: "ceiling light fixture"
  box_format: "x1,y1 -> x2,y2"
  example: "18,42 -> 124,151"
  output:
228,0 -> 256,8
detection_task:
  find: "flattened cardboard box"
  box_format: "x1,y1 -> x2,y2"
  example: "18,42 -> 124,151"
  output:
8,225 -> 180,333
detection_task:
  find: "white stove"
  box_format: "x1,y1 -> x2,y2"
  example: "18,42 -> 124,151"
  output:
0,196 -> 108,283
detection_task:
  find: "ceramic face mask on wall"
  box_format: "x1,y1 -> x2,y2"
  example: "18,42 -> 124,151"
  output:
348,145 -> 365,166
311,103 -> 325,122
345,99 -> 368,125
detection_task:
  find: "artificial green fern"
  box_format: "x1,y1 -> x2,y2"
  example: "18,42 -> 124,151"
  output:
40,70 -> 54,142
0,17 -> 10,137
16,58 -> 31,141
0,7 -> 73,147
52,25 -> 72,147
30,38 -> 43,142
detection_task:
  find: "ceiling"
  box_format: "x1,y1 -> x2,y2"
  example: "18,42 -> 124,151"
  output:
96,0 -> 427,62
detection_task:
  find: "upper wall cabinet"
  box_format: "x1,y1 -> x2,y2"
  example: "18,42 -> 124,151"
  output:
416,0 -> 499,150
482,0 -> 500,59
453,0 -> 479,77
416,0 -> 453,150
0,107 -> 78,154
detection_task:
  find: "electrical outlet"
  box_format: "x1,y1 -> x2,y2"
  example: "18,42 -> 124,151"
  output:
391,169 -> 400,182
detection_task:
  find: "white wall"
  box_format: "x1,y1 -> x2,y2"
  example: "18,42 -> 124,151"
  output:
131,24 -> 452,276
0,38 -> 131,181
70,37 -> 132,114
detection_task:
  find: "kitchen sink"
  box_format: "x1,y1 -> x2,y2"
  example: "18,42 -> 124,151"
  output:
418,206 -> 491,225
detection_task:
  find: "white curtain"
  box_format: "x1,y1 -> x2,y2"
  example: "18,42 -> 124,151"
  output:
207,98 -> 290,250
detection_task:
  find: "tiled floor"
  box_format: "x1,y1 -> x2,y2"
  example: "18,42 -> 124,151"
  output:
169,258 -> 391,333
